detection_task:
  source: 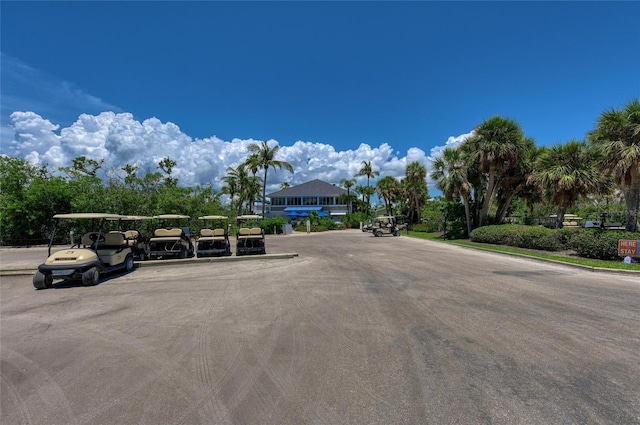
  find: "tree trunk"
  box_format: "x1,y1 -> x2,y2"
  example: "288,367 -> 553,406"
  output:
480,169 -> 498,227
496,192 -> 516,225
555,208 -> 566,229
262,168 -> 268,217
463,195 -> 473,237
624,186 -> 639,232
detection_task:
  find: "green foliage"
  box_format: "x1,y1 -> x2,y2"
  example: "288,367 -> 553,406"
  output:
0,155 -> 226,246
470,225 -> 565,251
569,229 -> 637,260
342,212 -> 370,229
295,223 -> 329,232
410,223 -> 433,233
261,216 -> 288,234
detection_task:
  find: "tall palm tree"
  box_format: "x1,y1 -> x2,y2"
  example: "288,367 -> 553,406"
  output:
530,140 -> 606,228
340,178 -> 356,214
355,160 -> 380,215
588,98 -> 640,231
246,141 -> 294,217
280,181 -> 291,190
375,176 -> 400,217
431,147 -> 473,236
404,161 -> 428,224
494,136 -> 537,224
462,116 -> 528,227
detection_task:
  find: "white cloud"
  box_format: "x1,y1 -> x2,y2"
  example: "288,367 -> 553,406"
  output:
2,110 -> 474,197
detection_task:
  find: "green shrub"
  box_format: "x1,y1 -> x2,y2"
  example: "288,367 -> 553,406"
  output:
294,223 -> 329,232
411,223 -> 432,233
470,225 -> 564,251
260,217 -> 288,234
569,229 -> 637,260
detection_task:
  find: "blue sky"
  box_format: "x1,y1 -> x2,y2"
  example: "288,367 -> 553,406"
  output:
1,1 -> 639,194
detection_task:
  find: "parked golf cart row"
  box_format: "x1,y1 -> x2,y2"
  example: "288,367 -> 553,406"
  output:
34,213 -> 266,289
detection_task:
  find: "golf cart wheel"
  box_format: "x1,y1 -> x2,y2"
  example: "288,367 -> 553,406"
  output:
33,271 -> 53,290
394,230 -> 400,236
82,267 -> 99,286
179,247 -> 187,259
375,230 -> 383,237
125,254 -> 135,273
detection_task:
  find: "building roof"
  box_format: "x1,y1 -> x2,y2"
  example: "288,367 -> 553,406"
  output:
267,179 -> 347,198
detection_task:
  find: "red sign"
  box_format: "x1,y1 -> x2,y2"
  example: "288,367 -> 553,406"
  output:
618,240 -> 639,256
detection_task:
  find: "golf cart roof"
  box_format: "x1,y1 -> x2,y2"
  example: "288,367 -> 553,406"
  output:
198,215 -> 229,220
237,215 -> 262,220
105,215 -> 153,221
53,213 -> 123,220
154,214 -> 190,219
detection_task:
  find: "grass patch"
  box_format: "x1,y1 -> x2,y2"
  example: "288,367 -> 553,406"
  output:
407,231 -> 639,271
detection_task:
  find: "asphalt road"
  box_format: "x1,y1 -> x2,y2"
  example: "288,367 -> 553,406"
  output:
1,230 -> 639,425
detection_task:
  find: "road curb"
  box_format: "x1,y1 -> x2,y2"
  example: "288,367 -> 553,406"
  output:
0,252 -> 299,276
448,243 -> 640,275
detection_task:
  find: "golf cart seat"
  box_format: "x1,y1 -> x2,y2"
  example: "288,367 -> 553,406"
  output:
213,228 -> 226,239
81,232 -> 104,247
153,228 -> 183,238
238,228 -> 252,238
108,230 -> 139,246
102,232 -> 127,247
250,228 -> 263,236
200,228 -> 214,238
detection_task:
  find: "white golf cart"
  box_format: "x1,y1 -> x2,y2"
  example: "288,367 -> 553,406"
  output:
34,213 -> 135,289
371,215 -> 407,237
148,214 -> 195,259
196,215 -> 232,257
236,215 -> 266,255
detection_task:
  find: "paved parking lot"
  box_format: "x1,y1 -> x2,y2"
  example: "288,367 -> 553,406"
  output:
1,230 -> 639,424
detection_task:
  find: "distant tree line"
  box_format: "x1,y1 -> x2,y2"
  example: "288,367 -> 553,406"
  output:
1,98 -> 637,244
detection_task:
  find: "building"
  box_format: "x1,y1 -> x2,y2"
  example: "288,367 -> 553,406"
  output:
266,179 -> 349,222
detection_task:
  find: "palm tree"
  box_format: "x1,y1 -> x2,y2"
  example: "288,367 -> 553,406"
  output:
221,169 -> 239,213
354,184 -> 367,213
223,164 -> 255,216
280,181 -> 291,190
404,161 -> 428,224
246,141 -> 294,217
462,116 -> 528,227
340,178 -> 356,214
431,147 -> 473,236
244,153 -> 261,177
530,140 -> 606,228
375,176 -> 400,216
494,137 -> 537,224
588,98 -> 640,231
355,160 -> 380,215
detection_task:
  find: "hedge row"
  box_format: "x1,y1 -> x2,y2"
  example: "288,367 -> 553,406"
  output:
469,225 -> 637,260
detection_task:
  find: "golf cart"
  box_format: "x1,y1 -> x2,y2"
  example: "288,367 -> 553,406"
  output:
196,215 -> 232,257
236,215 -> 266,255
148,214 -> 195,260
33,213 -> 135,289
371,215 -> 407,237
106,215 -> 153,261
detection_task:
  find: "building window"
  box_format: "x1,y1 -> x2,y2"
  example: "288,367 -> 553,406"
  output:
319,196 -> 336,205
287,197 -> 301,206
272,198 -> 285,206
303,197 -> 318,206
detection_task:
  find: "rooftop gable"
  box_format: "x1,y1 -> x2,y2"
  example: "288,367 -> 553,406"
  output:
267,179 -> 347,198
